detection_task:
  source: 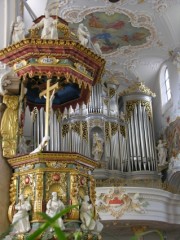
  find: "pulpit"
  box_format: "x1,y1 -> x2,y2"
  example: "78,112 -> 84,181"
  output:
0,12 -> 105,239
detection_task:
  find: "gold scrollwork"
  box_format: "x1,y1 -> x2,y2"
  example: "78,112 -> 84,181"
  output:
126,100 -> 152,120
78,176 -> 88,199
33,172 -> 44,220
120,125 -> 126,137
69,174 -> 79,219
120,82 -> 156,97
105,122 -> 110,140
82,121 -> 88,141
62,124 -> 69,137
111,122 -> 118,136
57,22 -> 71,38
109,88 -> 116,98
9,176 -> 17,204
45,172 -> 67,203
72,122 -> 81,135
89,177 -> 96,206
19,174 -> 35,200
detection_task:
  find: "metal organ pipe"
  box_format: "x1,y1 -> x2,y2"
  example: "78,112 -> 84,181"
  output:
142,107 -> 147,169
134,106 -> 141,159
138,103 -> 146,162
127,119 -> 133,171
36,110 -> 40,147
149,120 -> 156,170
143,108 -> 150,170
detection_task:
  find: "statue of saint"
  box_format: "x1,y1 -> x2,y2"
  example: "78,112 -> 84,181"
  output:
120,111 -> 125,121
80,195 -> 103,233
11,16 -> 25,44
77,23 -> 102,55
32,10 -> 58,39
156,139 -> 168,166
77,23 -> 91,47
18,136 -> 28,154
12,194 -> 31,234
92,132 -> 104,160
46,192 -> 65,231
0,95 -> 19,158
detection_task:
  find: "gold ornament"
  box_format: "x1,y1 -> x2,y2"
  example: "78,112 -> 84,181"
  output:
120,82 -> 156,97
126,100 -> 152,120
0,95 -> 19,158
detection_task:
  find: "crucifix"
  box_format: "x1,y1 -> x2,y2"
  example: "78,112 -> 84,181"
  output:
30,79 -> 63,154
39,79 -> 59,137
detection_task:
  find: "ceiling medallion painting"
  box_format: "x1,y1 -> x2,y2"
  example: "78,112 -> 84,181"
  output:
65,7 -> 157,57
71,12 -> 150,55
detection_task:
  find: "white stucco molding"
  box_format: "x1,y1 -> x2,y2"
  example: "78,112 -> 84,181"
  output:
96,186 -> 180,225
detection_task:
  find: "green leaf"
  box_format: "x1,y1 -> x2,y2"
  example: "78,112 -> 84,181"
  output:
27,205 -> 78,240
53,226 -> 66,240
136,230 -> 164,240
27,222 -> 50,240
130,236 -> 138,240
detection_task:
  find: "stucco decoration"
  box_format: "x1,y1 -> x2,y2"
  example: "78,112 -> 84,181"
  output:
96,187 -> 148,219
103,0 -> 168,14
46,0 -> 69,15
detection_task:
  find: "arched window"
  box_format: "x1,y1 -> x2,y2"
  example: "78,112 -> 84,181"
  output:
160,65 -> 172,107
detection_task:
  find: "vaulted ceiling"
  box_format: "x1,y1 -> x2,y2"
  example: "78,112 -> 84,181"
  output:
25,0 -> 180,92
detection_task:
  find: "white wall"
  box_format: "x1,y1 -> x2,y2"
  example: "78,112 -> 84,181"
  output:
152,60 -> 180,140
0,0 -> 18,49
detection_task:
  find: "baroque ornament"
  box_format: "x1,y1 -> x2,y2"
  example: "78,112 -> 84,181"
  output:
64,6 -> 158,57
97,187 -> 148,219
0,95 -> 19,158
120,81 -> 156,97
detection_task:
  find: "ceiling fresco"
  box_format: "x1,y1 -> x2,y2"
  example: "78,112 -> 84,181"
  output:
70,12 -> 151,55
24,0 -> 180,88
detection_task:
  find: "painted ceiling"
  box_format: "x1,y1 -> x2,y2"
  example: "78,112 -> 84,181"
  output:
25,0 -> 180,93
70,12 -> 151,54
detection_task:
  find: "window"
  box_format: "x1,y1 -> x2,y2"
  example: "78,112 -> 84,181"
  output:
160,65 -> 172,107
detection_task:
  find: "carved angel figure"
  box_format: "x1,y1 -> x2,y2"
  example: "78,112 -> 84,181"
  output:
92,132 -> 104,161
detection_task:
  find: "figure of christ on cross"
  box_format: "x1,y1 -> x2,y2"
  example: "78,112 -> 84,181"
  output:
30,79 -> 60,154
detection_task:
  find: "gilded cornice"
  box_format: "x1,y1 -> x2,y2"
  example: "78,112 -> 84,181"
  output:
0,39 -> 105,85
0,39 -> 105,65
120,82 -> 156,97
8,152 -> 99,169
